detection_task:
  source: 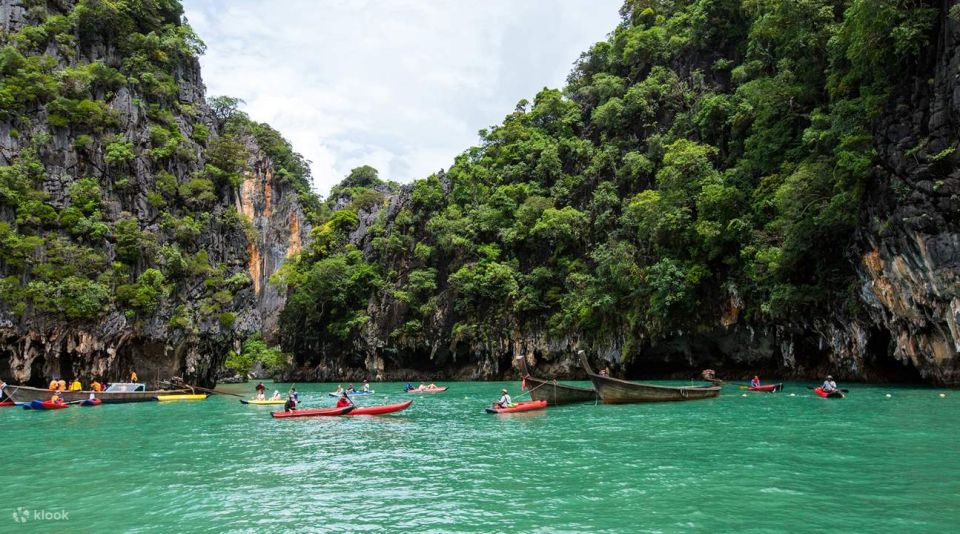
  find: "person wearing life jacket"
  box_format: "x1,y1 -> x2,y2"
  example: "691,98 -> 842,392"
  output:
336,392 -> 353,408
57,379 -> 67,391
283,394 -> 297,412
69,379 -> 82,391
822,375 -> 837,392
346,384 -> 356,394
90,380 -> 102,392
49,378 -> 58,390
50,392 -> 63,405
130,371 -> 138,383
271,390 -> 281,400
750,376 -> 760,388
361,380 -> 370,392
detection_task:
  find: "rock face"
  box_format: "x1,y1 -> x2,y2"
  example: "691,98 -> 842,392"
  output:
0,0 -> 308,387
854,10 -> 960,386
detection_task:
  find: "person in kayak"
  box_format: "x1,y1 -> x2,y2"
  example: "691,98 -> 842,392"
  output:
750,376 -> 760,388
289,387 -> 299,402
50,392 -> 63,404
346,384 -> 356,394
271,390 -> 281,400
362,380 -> 370,392
335,392 -> 353,408
283,394 -> 297,412
404,383 -> 413,392
495,388 -> 513,409
255,382 -> 265,395
822,375 -> 838,392
255,390 -> 266,401
335,384 -> 343,394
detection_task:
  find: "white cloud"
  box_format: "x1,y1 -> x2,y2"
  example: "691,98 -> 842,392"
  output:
182,0 -> 622,196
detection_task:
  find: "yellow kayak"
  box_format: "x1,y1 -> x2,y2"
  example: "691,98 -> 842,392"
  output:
240,399 -> 285,405
154,394 -> 209,402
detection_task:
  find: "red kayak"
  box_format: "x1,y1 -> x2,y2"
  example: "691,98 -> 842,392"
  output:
271,406 -> 355,419
486,400 -> 548,414
23,400 -> 69,410
815,387 -> 845,399
0,400 -> 15,407
345,400 -> 413,416
748,383 -> 784,393
80,399 -> 102,406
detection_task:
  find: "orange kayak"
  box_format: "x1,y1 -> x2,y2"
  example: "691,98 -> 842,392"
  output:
486,400 -> 548,414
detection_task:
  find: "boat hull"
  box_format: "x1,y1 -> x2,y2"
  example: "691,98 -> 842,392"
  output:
23,400 -> 69,410
240,399 -> 286,405
815,387 -> 844,398
579,353 -> 720,404
749,383 -> 784,393
345,400 -> 413,416
486,400 -> 548,414
79,399 -> 102,406
155,394 -> 209,401
271,406 -> 355,419
524,376 -> 596,405
3,384 -> 188,404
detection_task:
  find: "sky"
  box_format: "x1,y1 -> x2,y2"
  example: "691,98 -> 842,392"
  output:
182,0 -> 622,196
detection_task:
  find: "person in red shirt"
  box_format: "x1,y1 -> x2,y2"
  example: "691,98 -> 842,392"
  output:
335,392 -> 353,408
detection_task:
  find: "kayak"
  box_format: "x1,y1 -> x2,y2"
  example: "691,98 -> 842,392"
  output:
79,399 -> 102,406
486,400 -> 548,414
271,406 -> 355,419
748,383 -> 784,393
155,394 -> 209,401
405,387 -> 448,394
815,387 -> 845,399
0,400 -> 15,407
240,399 -> 286,405
327,390 -> 374,397
344,400 -> 413,416
23,400 -> 69,410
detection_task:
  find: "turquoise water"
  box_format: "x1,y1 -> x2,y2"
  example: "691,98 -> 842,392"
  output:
2,381 -> 959,533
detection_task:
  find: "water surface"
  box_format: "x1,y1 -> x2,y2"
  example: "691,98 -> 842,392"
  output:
2,381 -> 958,532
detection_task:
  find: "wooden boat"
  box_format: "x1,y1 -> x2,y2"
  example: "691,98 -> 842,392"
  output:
2,382 -> 189,404
579,353 -> 721,404
518,358 -> 596,405
155,394 -> 209,402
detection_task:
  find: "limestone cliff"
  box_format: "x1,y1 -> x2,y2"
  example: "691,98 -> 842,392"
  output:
0,0 -> 308,387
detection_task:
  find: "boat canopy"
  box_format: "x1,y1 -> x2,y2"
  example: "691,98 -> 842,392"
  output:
105,383 -> 146,393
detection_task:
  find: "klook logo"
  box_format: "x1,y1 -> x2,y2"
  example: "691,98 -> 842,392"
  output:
12,507 -> 29,523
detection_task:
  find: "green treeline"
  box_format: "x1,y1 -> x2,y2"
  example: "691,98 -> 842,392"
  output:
278,0 -> 941,363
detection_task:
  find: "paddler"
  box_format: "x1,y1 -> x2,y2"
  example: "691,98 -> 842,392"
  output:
50,391 -> 63,404
335,392 -> 353,408
69,378 -> 82,391
255,382 -> 266,396
495,388 -> 513,409
271,390 -> 281,400
289,387 -> 299,403
335,384 -> 343,394
361,380 -> 370,392
346,384 -> 356,394
750,376 -> 760,388
822,375 -> 838,392
283,394 -> 297,412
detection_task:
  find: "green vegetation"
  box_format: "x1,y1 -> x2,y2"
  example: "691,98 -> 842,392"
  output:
279,0 -> 940,363
225,333 -> 287,378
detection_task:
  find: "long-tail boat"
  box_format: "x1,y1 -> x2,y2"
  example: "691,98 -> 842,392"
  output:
517,357 -> 597,405
1,382 -> 189,404
579,352 -> 721,404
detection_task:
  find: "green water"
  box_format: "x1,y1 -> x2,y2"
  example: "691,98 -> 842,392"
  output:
2,381 -> 959,533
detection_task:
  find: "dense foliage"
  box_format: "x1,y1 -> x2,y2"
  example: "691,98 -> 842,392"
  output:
278,0 -> 941,363
0,0 -> 303,360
